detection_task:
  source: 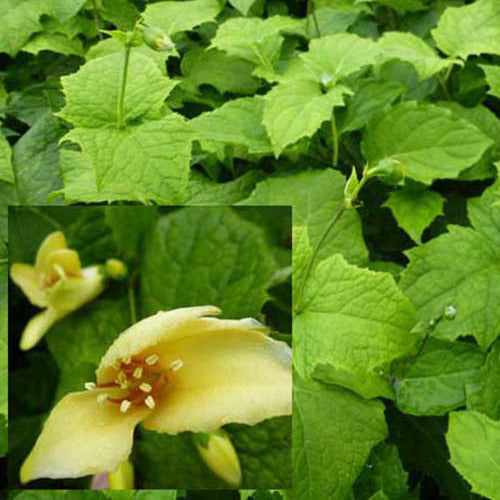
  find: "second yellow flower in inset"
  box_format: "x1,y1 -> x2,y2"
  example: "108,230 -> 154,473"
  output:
10,231 -> 106,350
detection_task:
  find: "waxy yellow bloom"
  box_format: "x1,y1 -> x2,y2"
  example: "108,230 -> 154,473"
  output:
20,306 -> 292,483
10,231 -> 105,351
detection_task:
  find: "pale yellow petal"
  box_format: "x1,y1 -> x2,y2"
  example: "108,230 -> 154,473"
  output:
142,331 -> 292,433
35,231 -> 67,274
97,306 -> 223,375
47,266 -> 105,311
45,249 -> 81,282
20,308 -> 63,351
20,391 -> 149,482
10,263 -> 47,307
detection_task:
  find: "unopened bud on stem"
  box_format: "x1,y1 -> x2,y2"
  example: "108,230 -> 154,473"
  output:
139,24 -> 175,52
194,430 -> 242,487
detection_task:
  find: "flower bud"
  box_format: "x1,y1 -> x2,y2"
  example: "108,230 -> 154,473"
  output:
344,167 -> 360,208
367,159 -> 404,185
194,430 -> 242,487
104,258 -> 128,279
140,25 -> 175,52
444,305 -> 457,320
108,459 -> 134,489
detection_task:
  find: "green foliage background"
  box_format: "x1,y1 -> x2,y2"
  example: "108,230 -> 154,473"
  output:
1,0 -> 500,498
8,206 -> 291,491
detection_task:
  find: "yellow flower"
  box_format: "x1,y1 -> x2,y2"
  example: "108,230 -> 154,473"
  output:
20,306 -> 292,483
10,231 -> 105,351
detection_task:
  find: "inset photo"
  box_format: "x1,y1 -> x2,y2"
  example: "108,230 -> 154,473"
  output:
8,205 -> 291,490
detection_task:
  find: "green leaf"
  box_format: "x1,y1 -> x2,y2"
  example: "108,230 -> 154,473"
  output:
143,0 -> 223,36
291,226 -> 312,311
480,64 -> 500,99
263,79 -> 349,156
466,338 -> 500,420
400,185 -> 500,351
180,48 -> 259,96
99,0 -> 139,31
186,171 -> 261,205
64,113 -> 194,203
386,408 -> 474,500
358,0 -> 425,15
47,0 -> 86,21
210,16 -> 303,76
0,132 -> 13,183
135,492 -> 177,500
59,52 -> 177,128
432,0 -> 500,59
22,32 -> 84,57
353,443 -> 410,500
384,187 -> 444,243
291,374 -> 387,500
0,0 -> 46,56
12,112 -> 65,204
362,101 -> 493,184
87,39 -> 170,75
228,0 -> 258,15
226,417 -> 291,488
239,169 -> 368,266
392,339 -> 484,416
295,254 -> 417,398
305,2 -> 363,38
140,207 -> 277,319
6,77 -> 64,127
378,31 -> 453,81
299,33 -> 380,83
192,96 -> 272,154
59,149 -> 131,203
447,410 -> 500,500
338,79 -> 404,134
104,206 -> 157,262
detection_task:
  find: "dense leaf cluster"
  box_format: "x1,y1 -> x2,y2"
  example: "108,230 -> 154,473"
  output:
1,0 -> 500,499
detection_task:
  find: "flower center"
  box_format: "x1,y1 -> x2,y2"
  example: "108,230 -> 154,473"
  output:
85,353 -> 183,413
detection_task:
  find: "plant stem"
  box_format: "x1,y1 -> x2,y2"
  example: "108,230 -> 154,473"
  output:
438,65 -> 454,100
117,43 -> 132,128
92,0 -> 103,40
306,0 -> 321,37
128,274 -> 137,325
331,109 -> 339,167
295,204 -> 346,313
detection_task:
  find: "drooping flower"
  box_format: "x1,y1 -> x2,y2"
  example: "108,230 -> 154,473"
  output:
10,231 -> 106,351
20,306 -> 292,483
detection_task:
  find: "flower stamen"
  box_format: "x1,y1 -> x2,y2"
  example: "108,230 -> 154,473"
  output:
144,395 -> 156,409
84,382 -> 96,390
145,354 -> 159,365
139,383 -> 152,393
120,400 -> 131,413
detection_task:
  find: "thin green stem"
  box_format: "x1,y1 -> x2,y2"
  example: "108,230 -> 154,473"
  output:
128,275 -> 137,325
331,109 -> 339,167
26,207 -> 63,230
295,204 -> 346,313
92,0 -> 103,40
306,0 -> 321,37
0,258 -> 7,266
117,43 -> 132,128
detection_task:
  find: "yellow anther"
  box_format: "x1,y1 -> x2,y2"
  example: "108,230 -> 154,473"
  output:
120,400 -> 131,413
97,394 -> 108,403
144,396 -> 156,409
84,382 -> 96,390
139,383 -> 152,393
133,367 -> 143,379
145,354 -> 159,365
170,359 -> 183,371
